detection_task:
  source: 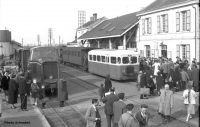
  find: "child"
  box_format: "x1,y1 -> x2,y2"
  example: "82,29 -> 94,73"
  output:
98,84 -> 104,103
31,79 -> 39,105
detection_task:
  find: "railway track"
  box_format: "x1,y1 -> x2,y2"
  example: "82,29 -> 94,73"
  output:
60,64 -> 197,127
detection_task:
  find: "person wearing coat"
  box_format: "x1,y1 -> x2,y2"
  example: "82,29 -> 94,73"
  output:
152,60 -> 160,76
172,66 -> 181,91
158,84 -> 174,123
183,83 -> 197,122
85,99 -> 101,127
17,73 -> 28,111
191,65 -> 199,92
24,67 -> 32,96
31,79 -> 39,105
118,104 -> 139,127
135,104 -> 150,127
1,71 -> 10,101
8,74 -> 18,109
140,71 -> 148,99
160,60 -> 169,84
147,75 -> 155,95
113,93 -> 126,127
102,87 -> 119,127
156,71 -> 164,95
57,76 -> 68,107
180,67 -> 190,90
104,74 -> 112,94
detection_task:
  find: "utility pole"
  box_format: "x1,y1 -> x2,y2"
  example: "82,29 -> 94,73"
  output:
22,38 -> 23,46
59,36 -> 60,46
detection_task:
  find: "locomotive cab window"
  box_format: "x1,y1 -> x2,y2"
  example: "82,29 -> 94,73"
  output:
130,56 -> 137,63
101,56 -> 105,62
111,57 -> 116,64
93,55 -> 96,61
78,51 -> 80,57
89,55 -> 92,61
97,55 -> 101,62
123,57 -> 129,64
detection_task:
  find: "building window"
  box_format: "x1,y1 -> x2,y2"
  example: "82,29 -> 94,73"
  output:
157,16 -> 160,33
161,45 -> 167,57
160,14 -> 168,33
145,45 -> 151,57
142,18 -> 151,34
176,45 -> 180,57
176,12 -> 180,32
176,45 -> 190,61
182,10 -> 190,31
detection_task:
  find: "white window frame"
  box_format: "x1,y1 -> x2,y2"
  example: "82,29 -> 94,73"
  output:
181,10 -> 190,31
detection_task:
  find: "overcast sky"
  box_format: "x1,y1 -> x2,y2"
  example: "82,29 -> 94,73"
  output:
0,0 -> 154,45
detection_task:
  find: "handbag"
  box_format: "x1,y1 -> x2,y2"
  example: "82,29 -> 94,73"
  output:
41,97 -> 49,103
140,88 -> 150,95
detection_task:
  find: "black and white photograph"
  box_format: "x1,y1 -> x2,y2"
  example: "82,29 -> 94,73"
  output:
0,0 -> 199,126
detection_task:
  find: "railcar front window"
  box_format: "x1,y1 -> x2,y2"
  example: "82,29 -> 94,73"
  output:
130,57 -> 137,63
89,55 -> 92,61
122,57 -> 129,64
118,57 -> 121,64
97,55 -> 101,62
93,55 -> 96,61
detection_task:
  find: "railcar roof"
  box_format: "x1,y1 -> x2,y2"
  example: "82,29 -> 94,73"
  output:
88,49 -> 139,56
30,46 -> 57,50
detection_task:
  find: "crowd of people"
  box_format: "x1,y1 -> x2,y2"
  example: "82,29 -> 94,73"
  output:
0,64 -> 68,111
85,56 -> 199,127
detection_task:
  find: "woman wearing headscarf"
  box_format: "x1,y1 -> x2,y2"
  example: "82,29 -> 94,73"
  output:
8,74 -> 18,109
183,83 -> 197,121
104,74 -> 112,94
172,66 -> 181,91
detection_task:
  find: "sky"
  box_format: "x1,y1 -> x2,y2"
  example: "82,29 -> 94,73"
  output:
0,0 -> 155,46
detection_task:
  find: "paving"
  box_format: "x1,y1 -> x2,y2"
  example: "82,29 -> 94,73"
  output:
61,65 -> 199,127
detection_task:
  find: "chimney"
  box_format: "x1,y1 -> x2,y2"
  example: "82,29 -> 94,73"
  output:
90,17 -> 94,21
93,13 -> 97,21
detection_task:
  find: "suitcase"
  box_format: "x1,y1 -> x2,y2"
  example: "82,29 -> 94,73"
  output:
140,88 -> 150,95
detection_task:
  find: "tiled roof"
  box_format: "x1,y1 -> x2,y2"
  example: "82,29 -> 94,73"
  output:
137,0 -> 198,15
78,12 -> 139,40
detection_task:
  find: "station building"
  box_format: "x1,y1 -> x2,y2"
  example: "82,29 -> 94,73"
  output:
78,12 -> 139,51
136,0 -> 200,63
0,30 -> 22,57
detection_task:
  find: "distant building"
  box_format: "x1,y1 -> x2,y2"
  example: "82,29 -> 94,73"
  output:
75,13 -> 107,47
78,12 -> 139,50
137,0 -> 200,63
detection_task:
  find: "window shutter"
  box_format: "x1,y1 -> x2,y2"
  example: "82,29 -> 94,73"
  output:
142,19 -> 145,35
186,45 -> 190,62
176,45 -> 180,57
186,10 -> 190,31
165,14 -> 168,33
157,16 -> 160,33
176,12 -> 180,32
149,18 -> 152,34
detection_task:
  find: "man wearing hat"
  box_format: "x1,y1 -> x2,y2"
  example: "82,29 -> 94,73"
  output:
18,72 -> 28,111
25,67 -> 32,96
102,87 -> 119,127
113,93 -> 126,127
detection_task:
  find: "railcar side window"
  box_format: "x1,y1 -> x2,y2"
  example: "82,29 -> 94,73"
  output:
118,57 -> 121,64
75,51 -> 77,56
97,55 -> 101,62
131,56 -> 137,63
78,51 -> 80,57
89,55 -> 92,61
101,56 -> 105,62
123,57 -> 129,64
72,51 -> 74,56
107,57 -> 109,63
111,57 -> 116,64
93,55 -> 96,61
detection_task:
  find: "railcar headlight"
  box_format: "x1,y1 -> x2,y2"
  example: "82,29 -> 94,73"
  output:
41,85 -> 45,89
49,75 -> 53,79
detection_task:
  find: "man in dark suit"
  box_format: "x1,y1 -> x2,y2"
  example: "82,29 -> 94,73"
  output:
24,67 -> 32,96
102,87 -> 119,127
17,73 -> 28,111
135,104 -> 150,127
113,93 -> 126,127
85,99 -> 101,127
1,71 -> 10,101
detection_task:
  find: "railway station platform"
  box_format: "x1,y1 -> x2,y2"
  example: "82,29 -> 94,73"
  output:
0,93 -> 51,127
61,65 -> 199,127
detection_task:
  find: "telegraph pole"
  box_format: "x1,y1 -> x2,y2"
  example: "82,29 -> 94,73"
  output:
48,28 -> 53,46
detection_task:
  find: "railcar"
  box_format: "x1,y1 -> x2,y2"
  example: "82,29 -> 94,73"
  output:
88,49 -> 139,80
28,46 -> 60,94
61,47 -> 99,70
